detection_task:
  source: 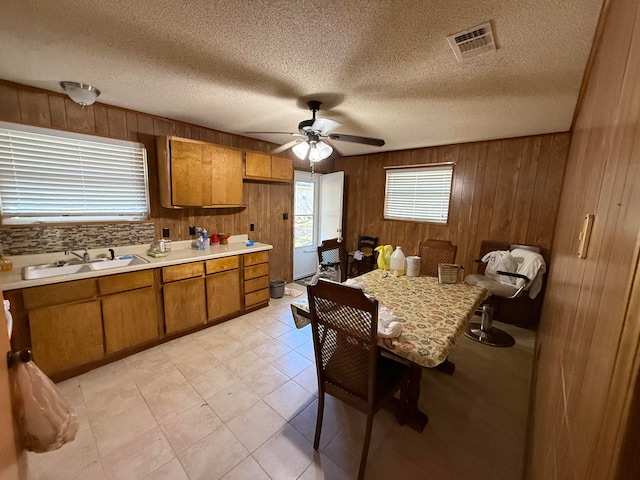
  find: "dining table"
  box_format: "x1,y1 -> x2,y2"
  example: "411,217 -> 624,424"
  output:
290,269 -> 489,432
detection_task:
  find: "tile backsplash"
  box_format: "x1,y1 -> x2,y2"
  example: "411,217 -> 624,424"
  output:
0,223 -> 156,256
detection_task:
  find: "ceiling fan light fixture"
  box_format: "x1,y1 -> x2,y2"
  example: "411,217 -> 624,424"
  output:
292,141 -> 310,159
309,141 -> 333,162
60,81 -> 101,107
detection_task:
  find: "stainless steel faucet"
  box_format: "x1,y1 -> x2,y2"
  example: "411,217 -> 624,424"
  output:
65,248 -> 90,263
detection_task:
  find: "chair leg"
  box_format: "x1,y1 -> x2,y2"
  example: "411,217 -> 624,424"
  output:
313,392 -> 325,450
358,414 -> 374,480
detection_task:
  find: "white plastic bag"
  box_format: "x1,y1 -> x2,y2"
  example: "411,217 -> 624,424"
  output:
4,299 -> 12,340
11,360 -> 79,452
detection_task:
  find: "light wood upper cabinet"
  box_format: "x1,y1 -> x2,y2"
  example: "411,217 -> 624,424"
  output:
270,155 -> 293,181
244,151 -> 293,182
157,136 -> 244,208
245,151 -> 271,179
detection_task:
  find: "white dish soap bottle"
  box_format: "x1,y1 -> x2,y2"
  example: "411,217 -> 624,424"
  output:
390,246 -> 406,276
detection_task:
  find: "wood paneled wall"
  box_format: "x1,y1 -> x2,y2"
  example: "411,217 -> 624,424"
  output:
529,0 -> 640,478
0,80 -> 332,283
334,133 -> 570,275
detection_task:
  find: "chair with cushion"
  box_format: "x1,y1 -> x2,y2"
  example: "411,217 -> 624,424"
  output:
348,235 -> 379,277
317,238 -> 347,282
464,241 -> 547,347
307,279 -> 410,480
418,239 -> 458,277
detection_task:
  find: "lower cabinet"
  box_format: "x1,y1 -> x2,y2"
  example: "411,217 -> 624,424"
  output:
16,249 -> 272,380
162,262 -> 207,335
206,256 -> 241,321
29,300 -> 104,377
26,270 -> 161,377
100,270 -> 159,354
206,270 -> 241,321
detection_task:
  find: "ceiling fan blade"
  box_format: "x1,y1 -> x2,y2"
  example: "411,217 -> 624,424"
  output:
327,133 -> 385,147
271,138 -> 304,154
246,131 -> 305,136
311,118 -> 341,135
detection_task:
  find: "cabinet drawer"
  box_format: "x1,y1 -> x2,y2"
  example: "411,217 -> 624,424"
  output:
245,288 -> 269,307
99,270 -> 154,295
163,262 -> 204,282
244,251 -> 269,267
244,275 -> 269,294
23,279 -> 97,310
206,256 -> 239,274
244,263 -> 269,280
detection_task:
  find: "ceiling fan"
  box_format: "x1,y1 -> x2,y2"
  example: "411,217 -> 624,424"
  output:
254,100 -> 385,162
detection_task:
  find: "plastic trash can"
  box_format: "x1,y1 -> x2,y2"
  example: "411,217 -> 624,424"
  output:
270,280 -> 285,299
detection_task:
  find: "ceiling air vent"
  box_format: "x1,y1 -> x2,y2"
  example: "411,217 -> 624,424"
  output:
447,22 -> 496,62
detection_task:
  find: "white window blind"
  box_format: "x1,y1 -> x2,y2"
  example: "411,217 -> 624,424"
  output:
384,163 -> 454,223
0,121 -> 149,225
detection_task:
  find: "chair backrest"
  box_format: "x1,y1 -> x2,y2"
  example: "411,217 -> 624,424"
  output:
357,235 -> 378,255
307,280 -> 378,410
317,238 -> 347,282
418,239 -> 457,276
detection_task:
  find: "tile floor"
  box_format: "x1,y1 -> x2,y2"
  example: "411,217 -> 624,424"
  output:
26,283 -> 535,480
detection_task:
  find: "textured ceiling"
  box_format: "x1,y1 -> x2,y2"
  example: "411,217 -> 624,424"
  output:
0,0 -> 603,157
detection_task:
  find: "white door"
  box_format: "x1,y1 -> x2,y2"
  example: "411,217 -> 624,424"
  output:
293,171 -> 320,280
319,171 -> 345,242
1,290 -> 24,480
293,171 -> 345,280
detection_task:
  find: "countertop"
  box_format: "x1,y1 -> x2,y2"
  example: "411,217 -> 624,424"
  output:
0,235 -> 272,291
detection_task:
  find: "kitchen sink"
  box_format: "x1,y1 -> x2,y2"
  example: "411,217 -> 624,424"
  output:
87,255 -> 149,270
23,254 -> 149,280
23,262 -> 90,279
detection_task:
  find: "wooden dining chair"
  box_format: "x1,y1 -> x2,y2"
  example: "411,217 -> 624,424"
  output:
348,235 -> 379,277
317,238 -> 347,282
307,280 -> 409,480
418,239 -> 457,276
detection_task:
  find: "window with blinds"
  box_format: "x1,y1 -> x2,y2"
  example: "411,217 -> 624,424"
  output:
0,121 -> 149,225
383,163 -> 454,223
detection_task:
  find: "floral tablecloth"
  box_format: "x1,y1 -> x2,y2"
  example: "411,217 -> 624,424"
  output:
291,271 -> 489,368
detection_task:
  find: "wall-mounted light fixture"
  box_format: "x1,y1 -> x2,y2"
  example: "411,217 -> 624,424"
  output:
60,81 -> 101,107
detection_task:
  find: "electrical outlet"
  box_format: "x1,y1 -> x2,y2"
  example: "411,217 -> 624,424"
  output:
250,223 -> 254,232
283,213 -> 288,220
